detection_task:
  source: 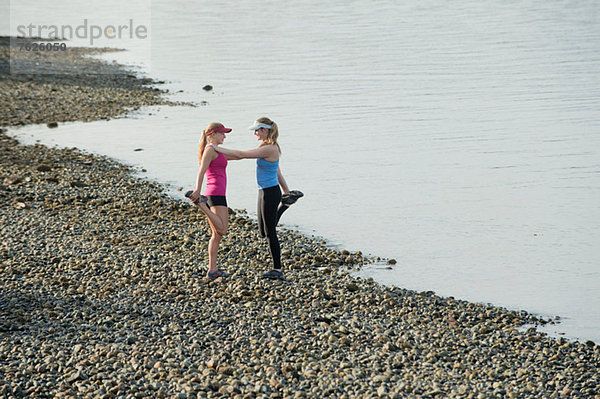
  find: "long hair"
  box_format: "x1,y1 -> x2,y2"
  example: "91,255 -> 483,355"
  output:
198,122 -> 223,164
257,117 -> 281,154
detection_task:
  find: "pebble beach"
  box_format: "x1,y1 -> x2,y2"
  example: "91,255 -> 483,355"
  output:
1,37 -> 599,398
0,36 -> 181,127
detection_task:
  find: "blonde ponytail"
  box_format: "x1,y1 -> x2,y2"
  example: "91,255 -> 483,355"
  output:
199,122 -> 225,164
257,117 -> 281,153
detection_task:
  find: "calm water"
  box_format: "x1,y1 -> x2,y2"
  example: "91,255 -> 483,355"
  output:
4,1 -> 600,342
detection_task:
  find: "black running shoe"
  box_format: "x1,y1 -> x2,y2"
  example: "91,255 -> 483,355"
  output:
185,190 -> 208,205
281,190 -> 303,205
262,269 -> 285,280
207,269 -> 229,280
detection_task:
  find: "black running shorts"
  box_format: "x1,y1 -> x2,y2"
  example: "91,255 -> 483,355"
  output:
206,195 -> 227,207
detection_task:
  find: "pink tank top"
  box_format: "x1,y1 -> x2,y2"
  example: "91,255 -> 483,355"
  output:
204,152 -> 227,196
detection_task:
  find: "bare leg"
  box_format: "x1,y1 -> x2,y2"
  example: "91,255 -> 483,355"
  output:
208,231 -> 223,272
199,202 -> 228,236
203,206 -> 229,272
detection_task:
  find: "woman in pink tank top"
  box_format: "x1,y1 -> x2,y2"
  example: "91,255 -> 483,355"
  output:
188,122 -> 239,280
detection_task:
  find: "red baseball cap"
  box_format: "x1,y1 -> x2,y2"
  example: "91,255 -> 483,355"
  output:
207,124 -> 232,135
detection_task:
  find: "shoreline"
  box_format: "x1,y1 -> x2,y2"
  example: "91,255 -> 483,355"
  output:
2,38 -> 599,397
0,36 -> 189,127
3,131 -> 598,398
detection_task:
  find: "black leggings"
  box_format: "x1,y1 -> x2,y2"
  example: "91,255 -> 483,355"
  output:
257,185 -> 289,270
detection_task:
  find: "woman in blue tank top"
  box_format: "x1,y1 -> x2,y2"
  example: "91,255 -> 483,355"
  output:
210,117 -> 303,280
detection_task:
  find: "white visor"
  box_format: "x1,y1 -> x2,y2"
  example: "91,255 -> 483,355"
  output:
248,121 -> 272,131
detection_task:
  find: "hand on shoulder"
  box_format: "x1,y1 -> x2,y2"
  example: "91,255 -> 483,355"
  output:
202,144 -> 219,162
261,144 -> 279,156
206,143 -> 220,154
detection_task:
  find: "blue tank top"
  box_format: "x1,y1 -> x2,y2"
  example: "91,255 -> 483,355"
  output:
256,158 -> 279,189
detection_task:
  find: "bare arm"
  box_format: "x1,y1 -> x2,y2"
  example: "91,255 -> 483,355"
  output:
209,145 -> 243,159
277,167 -> 290,194
224,153 -> 241,161
189,147 -> 217,202
212,144 -> 279,162
207,143 -> 241,160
